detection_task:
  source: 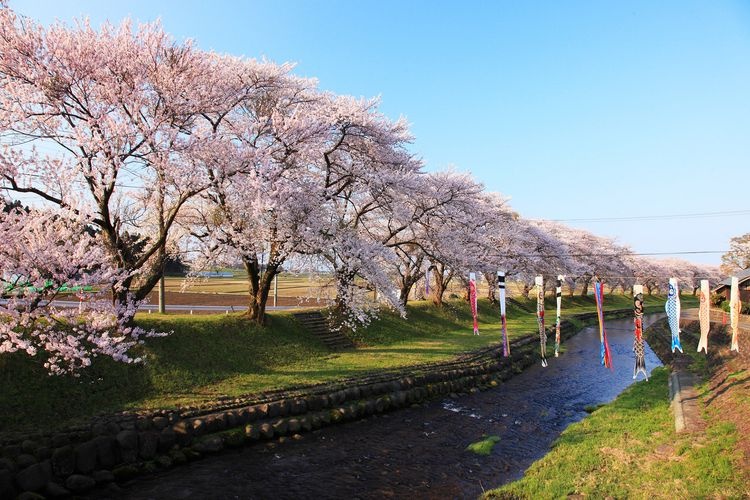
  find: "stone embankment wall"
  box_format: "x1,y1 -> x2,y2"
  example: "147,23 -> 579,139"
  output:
0,309 -> 635,499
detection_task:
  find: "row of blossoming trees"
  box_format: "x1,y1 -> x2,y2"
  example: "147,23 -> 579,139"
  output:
0,6 -> 718,374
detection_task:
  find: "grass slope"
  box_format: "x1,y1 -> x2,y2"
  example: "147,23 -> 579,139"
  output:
0,294 -> 695,436
484,326 -> 746,500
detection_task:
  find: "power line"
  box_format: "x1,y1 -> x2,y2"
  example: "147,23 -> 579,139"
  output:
548,209 -> 750,223
493,250 -> 726,258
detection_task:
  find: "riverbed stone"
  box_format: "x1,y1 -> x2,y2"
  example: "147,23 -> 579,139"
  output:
74,441 -> 97,474
3,445 -> 21,458
158,428 -> 176,452
191,419 -> 206,436
16,453 -> 36,470
115,430 -> 138,450
152,416 -> 169,430
272,419 -> 288,436
374,398 -> 386,413
65,474 -> 95,493
238,407 -> 254,423
287,418 -> 301,433
21,441 -> 38,455
155,455 -> 173,469
172,421 -> 192,446
252,404 -> 268,419
135,418 -> 151,431
308,414 -> 319,429
192,436 -> 223,454
106,422 -> 121,435
50,435 -> 70,448
244,424 -> 260,441
345,387 -> 360,400
290,398 -> 307,414
94,436 -> 117,468
92,469 -> 115,484
213,413 -> 227,431
16,460 -> 51,492
329,409 -> 343,423
15,492 -> 45,500
112,464 -> 139,482
225,411 -> 238,428
319,411 -> 331,425
224,431 -> 244,449
168,449 -> 187,465
43,481 -> 70,498
259,423 -> 274,439
138,432 -> 159,460
50,446 -> 74,476
266,402 -> 282,418
91,422 -> 108,437
33,446 -> 51,462
0,468 -> 15,499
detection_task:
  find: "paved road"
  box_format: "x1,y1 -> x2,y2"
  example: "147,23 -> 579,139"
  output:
107,314 -> 665,500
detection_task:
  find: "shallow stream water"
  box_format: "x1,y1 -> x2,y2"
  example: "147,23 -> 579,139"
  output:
109,314 -> 665,500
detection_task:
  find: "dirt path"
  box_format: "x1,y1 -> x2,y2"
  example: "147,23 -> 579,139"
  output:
100,315 -> 664,500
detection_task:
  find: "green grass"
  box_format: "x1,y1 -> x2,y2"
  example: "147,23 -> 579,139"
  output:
483,367 -> 746,499
466,435 -> 501,456
0,293 -> 696,436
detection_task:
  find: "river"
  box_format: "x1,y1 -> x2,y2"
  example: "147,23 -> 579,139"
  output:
108,313 -> 665,500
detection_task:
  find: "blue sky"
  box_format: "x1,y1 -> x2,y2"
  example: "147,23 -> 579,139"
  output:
10,0 -> 750,265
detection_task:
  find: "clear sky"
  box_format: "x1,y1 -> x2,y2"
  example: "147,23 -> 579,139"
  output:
9,0 -> 750,265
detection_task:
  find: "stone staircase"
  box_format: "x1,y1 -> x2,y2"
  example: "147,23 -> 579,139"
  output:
293,311 -> 355,351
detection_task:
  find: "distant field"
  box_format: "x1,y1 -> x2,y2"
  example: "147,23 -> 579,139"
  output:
158,274 -> 626,305
162,274 -> 334,297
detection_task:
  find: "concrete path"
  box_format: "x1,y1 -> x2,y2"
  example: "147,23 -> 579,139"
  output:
668,370 -> 704,433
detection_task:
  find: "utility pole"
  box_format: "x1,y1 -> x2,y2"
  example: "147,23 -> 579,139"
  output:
273,274 -> 278,307
158,274 -> 166,314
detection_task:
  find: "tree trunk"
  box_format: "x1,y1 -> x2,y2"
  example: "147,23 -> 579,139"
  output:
579,279 -> 590,297
399,282 -> 413,308
432,275 -> 446,307
486,276 -> 497,304
396,256 -> 423,308
521,283 -> 530,299
431,263 -> 452,307
244,256 -> 280,325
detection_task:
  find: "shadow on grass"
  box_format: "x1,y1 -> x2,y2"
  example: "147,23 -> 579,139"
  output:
0,313 -> 326,435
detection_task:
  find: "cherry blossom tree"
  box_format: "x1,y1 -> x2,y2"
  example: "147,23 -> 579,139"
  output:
376,170 -> 495,308
721,232 -> 750,274
0,202 -> 162,374
0,8 -> 282,308
181,67 -> 319,324
310,95 -> 422,326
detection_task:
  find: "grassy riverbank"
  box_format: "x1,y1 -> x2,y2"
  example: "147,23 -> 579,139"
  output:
0,294 -> 695,435
485,316 -> 748,499
484,367 -> 745,499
